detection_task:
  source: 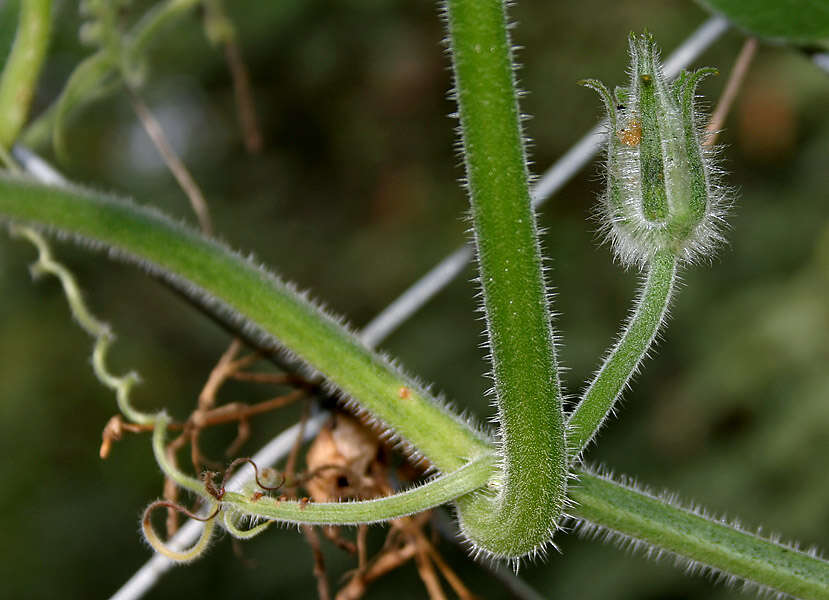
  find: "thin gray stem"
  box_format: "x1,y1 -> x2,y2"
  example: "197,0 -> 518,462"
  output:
360,16 -> 728,348
12,145 -> 67,185
811,52 -> 829,75
359,245 -> 473,348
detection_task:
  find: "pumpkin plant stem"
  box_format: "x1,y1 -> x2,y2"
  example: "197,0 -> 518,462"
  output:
443,0 -> 567,560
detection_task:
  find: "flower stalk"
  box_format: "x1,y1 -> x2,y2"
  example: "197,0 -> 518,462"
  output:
570,33 -> 728,457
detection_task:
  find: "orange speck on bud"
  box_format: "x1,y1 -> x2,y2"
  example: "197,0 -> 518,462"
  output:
398,386 -> 411,399
618,118 -> 642,147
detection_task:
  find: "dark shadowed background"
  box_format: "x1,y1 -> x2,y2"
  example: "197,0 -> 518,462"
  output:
1,0 -> 828,598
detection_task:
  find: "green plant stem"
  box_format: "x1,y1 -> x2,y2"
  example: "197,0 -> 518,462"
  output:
152,412 -> 496,526
2,177 -> 828,598
152,414 -> 204,495
0,0 -> 52,149
444,0 -> 567,559
568,250 -> 677,456
0,175 -> 491,472
221,511 -> 271,539
570,470 -> 829,600
153,408 -> 497,529
224,453 -> 497,525
21,0 -> 201,150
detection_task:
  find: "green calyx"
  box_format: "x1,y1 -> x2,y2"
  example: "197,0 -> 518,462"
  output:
582,32 -> 728,269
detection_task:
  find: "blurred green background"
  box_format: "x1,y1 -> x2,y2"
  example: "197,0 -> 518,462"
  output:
1,0 -> 828,598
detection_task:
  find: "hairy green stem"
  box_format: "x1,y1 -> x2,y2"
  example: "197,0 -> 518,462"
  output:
0,175 -> 490,472
568,250 -> 677,456
2,176 -> 828,597
570,470 -> 829,600
152,414 -> 205,495
444,0 -> 567,559
221,511 -> 271,539
152,411 -> 496,526
0,0 -> 52,149
224,453 -> 497,525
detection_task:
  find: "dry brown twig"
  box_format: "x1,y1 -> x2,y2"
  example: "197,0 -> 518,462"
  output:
705,37 -> 758,146
294,413 -> 477,600
127,87 -> 214,235
99,335 -> 309,537
120,41 -> 468,595
201,0 -> 264,154
223,39 -> 263,154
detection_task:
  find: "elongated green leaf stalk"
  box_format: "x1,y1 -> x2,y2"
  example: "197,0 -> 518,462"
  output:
2,176 -> 828,598
443,0 -> 567,560
0,175 -> 491,472
570,470 -> 829,600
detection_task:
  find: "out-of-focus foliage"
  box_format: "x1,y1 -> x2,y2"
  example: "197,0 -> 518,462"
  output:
1,1 -> 828,598
698,0 -> 829,46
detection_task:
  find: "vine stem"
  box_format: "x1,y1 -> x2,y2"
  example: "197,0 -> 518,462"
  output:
222,453 -> 497,525
570,470 -> 829,600
359,17 -> 728,349
443,0 -> 567,560
3,7 -> 827,594
0,174 -> 492,472
2,165 -> 828,600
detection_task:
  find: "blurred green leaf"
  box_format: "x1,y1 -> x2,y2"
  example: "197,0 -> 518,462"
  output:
697,0 -> 829,46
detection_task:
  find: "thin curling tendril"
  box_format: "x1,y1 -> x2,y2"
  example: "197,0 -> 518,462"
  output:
202,457 -> 286,501
9,224 -> 153,425
142,500 -> 219,562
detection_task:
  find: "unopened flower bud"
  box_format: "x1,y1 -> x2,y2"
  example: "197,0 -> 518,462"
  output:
581,32 -> 729,268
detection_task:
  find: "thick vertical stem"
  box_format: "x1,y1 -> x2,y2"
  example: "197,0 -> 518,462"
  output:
444,0 -> 567,559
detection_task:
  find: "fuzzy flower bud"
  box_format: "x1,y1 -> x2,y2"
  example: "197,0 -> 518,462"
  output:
581,32 -> 728,268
